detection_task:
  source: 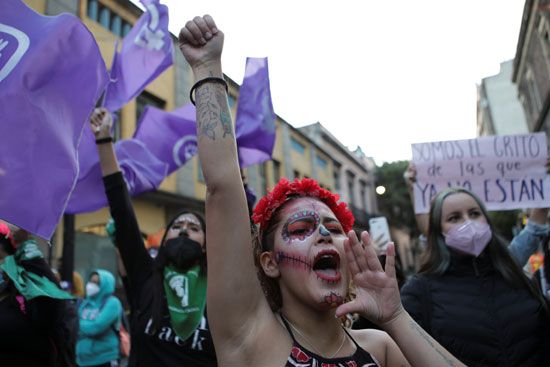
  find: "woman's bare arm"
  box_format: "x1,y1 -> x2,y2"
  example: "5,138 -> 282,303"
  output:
178,16 -> 270,343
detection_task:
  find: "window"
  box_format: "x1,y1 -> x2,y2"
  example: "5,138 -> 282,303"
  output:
136,91 -> 166,129
290,137 -> 306,154
347,172 -> 356,205
537,14 -> 550,64
272,160 -> 281,183
334,169 -> 341,192
87,1 -> 134,38
537,13 -> 549,42
228,94 -> 236,110
293,170 -> 300,179
122,23 -> 132,37
360,181 -> 368,212
111,15 -> 122,37
87,0 -> 98,20
99,7 -> 110,29
315,154 -> 328,170
525,68 -> 542,114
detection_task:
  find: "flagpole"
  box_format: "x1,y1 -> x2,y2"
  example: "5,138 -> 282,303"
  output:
60,214 -> 75,292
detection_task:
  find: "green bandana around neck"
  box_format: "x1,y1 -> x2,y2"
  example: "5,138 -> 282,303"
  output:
163,264 -> 207,340
0,240 -> 73,300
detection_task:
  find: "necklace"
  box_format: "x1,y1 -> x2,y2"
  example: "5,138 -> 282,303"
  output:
285,318 -> 347,359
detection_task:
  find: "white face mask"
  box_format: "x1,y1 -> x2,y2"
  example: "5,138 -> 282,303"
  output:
443,220 -> 492,257
86,282 -> 100,297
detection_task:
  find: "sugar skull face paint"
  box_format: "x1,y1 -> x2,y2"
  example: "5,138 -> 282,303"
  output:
318,224 -> 331,237
270,198 -> 350,310
280,206 -> 345,244
276,249 -> 343,283
319,292 -> 344,307
165,213 -> 205,247
275,251 -> 312,271
281,210 -> 321,242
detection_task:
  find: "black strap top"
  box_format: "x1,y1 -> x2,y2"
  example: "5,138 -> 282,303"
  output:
280,314 -> 380,367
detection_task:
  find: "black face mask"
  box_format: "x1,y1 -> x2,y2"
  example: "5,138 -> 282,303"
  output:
162,236 -> 203,271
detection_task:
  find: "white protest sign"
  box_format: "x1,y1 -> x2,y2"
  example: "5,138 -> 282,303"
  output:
411,132 -> 549,213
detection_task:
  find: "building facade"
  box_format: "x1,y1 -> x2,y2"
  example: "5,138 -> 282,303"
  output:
299,123 -> 378,230
477,60 -> 529,136
23,0 -> 378,280
512,0 -> 550,135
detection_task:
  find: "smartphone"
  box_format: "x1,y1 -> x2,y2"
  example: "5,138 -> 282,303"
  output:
368,216 -> 391,251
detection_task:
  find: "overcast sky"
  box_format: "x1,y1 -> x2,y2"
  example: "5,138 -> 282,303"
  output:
132,0 -> 526,165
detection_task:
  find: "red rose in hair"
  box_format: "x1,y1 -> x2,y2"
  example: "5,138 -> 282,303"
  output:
252,178 -> 354,233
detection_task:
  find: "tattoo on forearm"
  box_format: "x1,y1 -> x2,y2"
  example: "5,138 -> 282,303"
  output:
409,320 -> 457,366
195,84 -> 233,140
214,89 -> 233,138
196,86 -> 218,140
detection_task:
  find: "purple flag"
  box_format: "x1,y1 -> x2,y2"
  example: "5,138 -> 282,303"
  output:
65,139 -> 168,214
68,103 -> 198,214
236,57 -> 276,168
134,104 -> 198,174
0,0 -> 108,239
103,0 -> 173,112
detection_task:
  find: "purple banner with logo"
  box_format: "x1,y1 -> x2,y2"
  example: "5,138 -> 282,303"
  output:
102,0 -> 173,112
0,0 -> 108,239
66,139 -> 168,214
134,104 -> 198,174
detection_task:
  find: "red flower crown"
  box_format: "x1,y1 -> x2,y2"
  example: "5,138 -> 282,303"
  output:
252,178 -> 355,233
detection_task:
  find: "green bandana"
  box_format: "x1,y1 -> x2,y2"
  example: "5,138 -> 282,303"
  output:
0,240 -> 72,300
163,264 -> 207,340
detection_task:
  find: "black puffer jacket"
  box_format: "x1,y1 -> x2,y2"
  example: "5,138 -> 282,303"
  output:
401,254 -> 550,367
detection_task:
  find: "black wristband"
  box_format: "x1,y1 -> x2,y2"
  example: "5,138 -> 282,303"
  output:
190,77 -> 228,105
95,137 -> 113,144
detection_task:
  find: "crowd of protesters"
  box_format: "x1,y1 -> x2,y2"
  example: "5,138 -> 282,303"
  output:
1,13 -> 550,367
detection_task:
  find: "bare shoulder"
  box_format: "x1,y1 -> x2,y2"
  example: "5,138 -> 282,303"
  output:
348,328 -> 393,365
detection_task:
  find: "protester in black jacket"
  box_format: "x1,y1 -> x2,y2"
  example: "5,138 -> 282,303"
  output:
90,108 -> 216,367
401,187 -> 550,367
0,223 -> 76,367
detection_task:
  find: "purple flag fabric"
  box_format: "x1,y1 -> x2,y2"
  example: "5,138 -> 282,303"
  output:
103,0 -> 173,112
68,102 -> 198,214
235,57 -> 276,168
0,0 -> 108,239
134,104 -> 198,174
65,139 -> 168,214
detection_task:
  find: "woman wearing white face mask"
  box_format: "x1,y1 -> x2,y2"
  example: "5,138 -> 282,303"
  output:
77,269 -> 122,367
401,187 -> 550,367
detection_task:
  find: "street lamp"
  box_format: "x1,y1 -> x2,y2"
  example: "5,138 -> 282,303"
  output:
376,185 -> 386,195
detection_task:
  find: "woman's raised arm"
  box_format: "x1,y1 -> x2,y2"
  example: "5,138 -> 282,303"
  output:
178,15 -> 270,344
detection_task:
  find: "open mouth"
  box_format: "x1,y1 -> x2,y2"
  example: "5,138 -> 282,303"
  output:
312,250 -> 341,282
